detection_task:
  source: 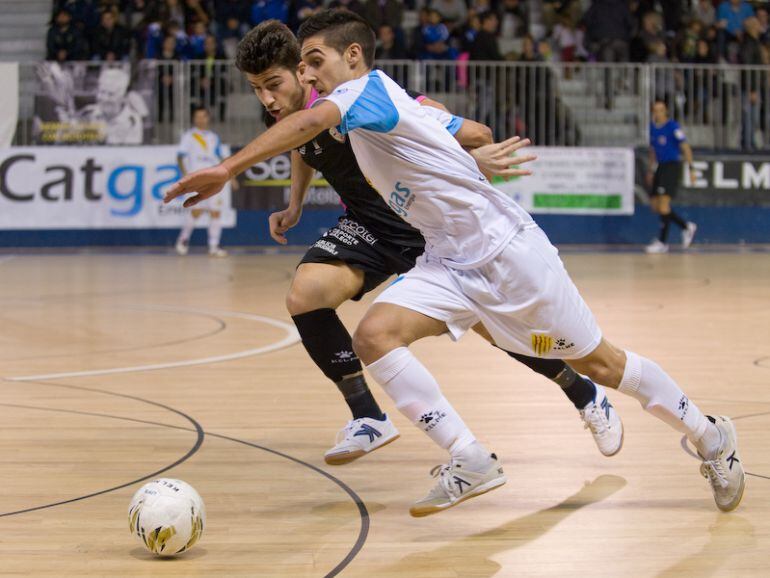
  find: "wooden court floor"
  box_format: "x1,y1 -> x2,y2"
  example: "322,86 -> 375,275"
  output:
0,249 -> 768,577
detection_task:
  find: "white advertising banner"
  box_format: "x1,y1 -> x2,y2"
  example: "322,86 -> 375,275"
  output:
494,147 -> 635,215
0,146 -> 235,229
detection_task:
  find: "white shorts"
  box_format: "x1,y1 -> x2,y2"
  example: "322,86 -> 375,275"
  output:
192,196 -> 224,212
374,225 -> 602,359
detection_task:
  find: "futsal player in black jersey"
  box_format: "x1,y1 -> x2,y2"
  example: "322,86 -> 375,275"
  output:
234,20 -> 624,464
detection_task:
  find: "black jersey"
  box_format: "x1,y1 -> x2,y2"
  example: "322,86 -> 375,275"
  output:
264,90 -> 426,249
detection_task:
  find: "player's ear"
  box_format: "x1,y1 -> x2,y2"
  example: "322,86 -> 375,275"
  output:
296,62 -> 307,82
346,43 -> 362,67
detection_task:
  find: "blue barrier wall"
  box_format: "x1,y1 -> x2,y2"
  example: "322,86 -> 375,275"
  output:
1,205 -> 769,248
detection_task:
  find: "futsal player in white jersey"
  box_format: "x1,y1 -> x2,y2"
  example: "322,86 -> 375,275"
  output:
165,10 -> 745,517
175,106 -> 235,257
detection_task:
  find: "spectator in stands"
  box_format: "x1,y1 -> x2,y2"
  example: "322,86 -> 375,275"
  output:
637,11 -> 664,61
583,0 -> 633,108
47,8 -> 87,61
518,34 -> 542,62
497,0 -> 527,39
160,0 -> 186,29
183,0 -> 212,29
716,0 -> 754,60
57,0 -> 100,34
756,7 -> 769,43
458,10 -> 482,54
740,16 -> 763,149
551,14 -> 579,63
156,34 -> 179,121
678,20 -> 703,62
188,20 -> 208,58
420,9 -> 458,60
191,35 -> 229,120
362,0 -> 404,33
291,0 -> 323,30
328,0 -> 366,18
470,11 -> 502,61
218,16 -> 245,59
167,21 -> 191,58
692,0 -> 716,28
375,24 -> 407,59
408,7 -> 431,58
431,0 -> 467,28
92,10 -> 131,61
215,0 -> 249,31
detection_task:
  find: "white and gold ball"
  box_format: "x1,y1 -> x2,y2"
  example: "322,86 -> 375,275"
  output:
128,478 -> 205,557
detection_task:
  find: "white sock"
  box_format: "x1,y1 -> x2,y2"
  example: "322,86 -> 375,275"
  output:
366,347 -> 490,469
178,211 -> 195,244
618,350 -> 720,457
208,214 -> 222,250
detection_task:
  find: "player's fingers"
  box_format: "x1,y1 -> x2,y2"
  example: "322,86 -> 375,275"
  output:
164,181 -> 187,203
491,135 -> 522,156
497,137 -> 531,158
183,194 -> 201,208
500,168 -> 533,178
507,154 -> 537,166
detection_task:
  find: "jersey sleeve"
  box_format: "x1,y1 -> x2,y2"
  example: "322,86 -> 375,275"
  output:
178,132 -> 192,157
316,74 -> 399,135
672,122 -> 686,143
420,105 -> 465,136
406,89 -> 426,103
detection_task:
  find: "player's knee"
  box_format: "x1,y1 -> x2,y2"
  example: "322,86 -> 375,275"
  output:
353,318 -> 396,364
285,284 -> 324,316
583,360 -> 623,388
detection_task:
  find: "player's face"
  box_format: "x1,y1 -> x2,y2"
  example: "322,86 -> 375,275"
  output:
245,66 -> 306,122
652,102 -> 667,123
193,109 -> 210,130
300,36 -> 361,97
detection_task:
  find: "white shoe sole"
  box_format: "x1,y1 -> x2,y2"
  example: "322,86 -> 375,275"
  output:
324,432 -> 400,466
409,475 -> 507,518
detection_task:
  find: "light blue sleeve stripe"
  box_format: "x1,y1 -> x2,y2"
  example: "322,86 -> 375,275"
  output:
446,115 -> 464,136
339,72 -> 399,134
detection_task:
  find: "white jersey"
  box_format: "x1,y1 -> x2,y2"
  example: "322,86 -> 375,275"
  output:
178,129 -> 223,172
316,69 -> 534,269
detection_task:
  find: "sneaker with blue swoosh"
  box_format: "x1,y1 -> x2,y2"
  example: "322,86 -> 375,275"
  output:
579,383 -> 624,457
324,415 -> 400,465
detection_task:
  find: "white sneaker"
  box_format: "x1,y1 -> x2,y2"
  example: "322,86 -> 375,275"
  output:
409,454 -> 506,517
700,416 -> 745,512
682,221 -> 698,248
324,415 -> 400,465
208,247 -> 228,258
175,239 -> 189,256
579,383 -> 624,457
645,239 -> 669,254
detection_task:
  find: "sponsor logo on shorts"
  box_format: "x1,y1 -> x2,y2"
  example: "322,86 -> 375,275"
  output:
678,395 -> 689,421
553,338 -> 575,351
313,239 -> 339,256
332,350 -> 357,363
338,218 -> 377,245
531,334 -> 554,357
327,228 -> 358,246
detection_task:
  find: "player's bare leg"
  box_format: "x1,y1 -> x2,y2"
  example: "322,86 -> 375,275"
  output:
175,208 -> 203,255
287,262 -> 398,464
207,210 -> 227,257
569,338 -> 745,511
471,324 -> 623,456
355,304 -> 506,516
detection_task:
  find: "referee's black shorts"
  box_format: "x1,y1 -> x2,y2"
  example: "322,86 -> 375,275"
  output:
652,162 -> 681,198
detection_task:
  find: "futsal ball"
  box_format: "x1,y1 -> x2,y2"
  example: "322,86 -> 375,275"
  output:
128,478 -> 205,557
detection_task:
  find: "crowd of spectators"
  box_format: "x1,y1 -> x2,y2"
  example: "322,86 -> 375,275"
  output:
46,0 -> 770,68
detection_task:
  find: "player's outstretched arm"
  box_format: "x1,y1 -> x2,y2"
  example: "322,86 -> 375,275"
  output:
164,102 -> 341,207
269,151 -> 314,245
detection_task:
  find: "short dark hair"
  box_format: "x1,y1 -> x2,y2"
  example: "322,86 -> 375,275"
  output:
191,105 -> 208,120
297,9 -> 376,68
236,20 -> 301,75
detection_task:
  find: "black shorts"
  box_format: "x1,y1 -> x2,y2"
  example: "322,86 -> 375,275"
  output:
652,162 -> 681,197
299,215 -> 425,301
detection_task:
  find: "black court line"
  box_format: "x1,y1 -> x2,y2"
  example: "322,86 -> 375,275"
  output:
0,385 -> 369,577
2,311 -> 227,363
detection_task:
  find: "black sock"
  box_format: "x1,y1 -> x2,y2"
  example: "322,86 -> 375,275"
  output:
292,309 -> 384,420
505,351 -> 597,409
658,213 -> 671,243
336,374 -> 385,421
669,209 -> 687,229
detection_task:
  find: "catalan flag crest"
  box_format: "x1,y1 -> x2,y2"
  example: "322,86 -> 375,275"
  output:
531,333 -> 554,357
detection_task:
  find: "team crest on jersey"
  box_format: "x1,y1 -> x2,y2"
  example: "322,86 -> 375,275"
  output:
329,127 -> 346,143
531,334 -> 554,357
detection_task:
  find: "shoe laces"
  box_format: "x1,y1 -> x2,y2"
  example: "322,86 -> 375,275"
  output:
335,419 -> 361,444
701,458 -> 729,489
580,403 -> 608,436
428,462 -> 458,498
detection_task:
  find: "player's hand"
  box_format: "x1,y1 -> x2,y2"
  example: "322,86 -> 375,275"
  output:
469,136 -> 537,181
689,169 -> 698,186
164,165 -> 231,207
268,206 -> 302,245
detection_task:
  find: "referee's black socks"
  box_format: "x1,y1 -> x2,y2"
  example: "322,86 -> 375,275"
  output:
292,308 -> 385,420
